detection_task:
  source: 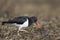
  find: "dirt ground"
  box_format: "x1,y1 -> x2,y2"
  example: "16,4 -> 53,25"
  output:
0,16 -> 60,40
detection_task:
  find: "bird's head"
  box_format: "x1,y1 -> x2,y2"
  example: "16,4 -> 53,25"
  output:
30,16 -> 40,28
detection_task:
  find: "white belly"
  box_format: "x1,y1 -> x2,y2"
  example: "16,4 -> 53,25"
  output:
13,19 -> 29,28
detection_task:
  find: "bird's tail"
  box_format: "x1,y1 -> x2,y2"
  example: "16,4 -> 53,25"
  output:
2,21 -> 11,25
2,21 -> 8,25
2,20 -> 14,25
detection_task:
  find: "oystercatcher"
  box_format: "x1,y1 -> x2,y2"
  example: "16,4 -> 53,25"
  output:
2,16 -> 40,35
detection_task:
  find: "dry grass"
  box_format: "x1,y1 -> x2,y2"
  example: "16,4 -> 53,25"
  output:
0,16 -> 60,40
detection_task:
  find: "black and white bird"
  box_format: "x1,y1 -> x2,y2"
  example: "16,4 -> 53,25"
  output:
2,16 -> 40,34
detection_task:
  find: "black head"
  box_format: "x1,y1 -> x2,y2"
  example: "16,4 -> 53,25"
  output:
30,16 -> 40,28
30,16 -> 37,23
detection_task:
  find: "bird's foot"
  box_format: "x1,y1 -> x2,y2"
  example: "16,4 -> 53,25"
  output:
20,30 -> 28,33
17,30 -> 28,35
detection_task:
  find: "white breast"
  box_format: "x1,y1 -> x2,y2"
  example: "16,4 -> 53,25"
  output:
14,19 -> 29,27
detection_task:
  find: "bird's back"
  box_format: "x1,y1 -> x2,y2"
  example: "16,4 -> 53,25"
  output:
11,16 -> 29,24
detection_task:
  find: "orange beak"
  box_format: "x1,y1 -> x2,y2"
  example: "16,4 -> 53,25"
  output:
34,20 -> 40,28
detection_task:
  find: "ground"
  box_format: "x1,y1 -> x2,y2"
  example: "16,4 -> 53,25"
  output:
0,16 -> 60,40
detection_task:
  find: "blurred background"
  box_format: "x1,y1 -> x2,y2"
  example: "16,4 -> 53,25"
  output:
0,0 -> 60,40
0,0 -> 60,19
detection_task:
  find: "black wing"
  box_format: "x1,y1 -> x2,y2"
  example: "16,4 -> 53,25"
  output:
9,16 -> 29,24
2,16 -> 29,25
